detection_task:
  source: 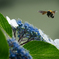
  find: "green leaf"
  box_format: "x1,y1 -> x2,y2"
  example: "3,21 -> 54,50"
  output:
0,13 -> 12,37
23,41 -> 59,59
0,29 -> 9,59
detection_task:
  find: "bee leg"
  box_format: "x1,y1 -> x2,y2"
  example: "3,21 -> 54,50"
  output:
50,14 -> 54,18
52,16 -> 54,18
47,14 -> 49,17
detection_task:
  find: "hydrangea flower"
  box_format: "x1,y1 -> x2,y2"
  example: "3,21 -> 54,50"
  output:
7,38 -> 32,59
6,16 -> 59,49
16,20 -> 44,45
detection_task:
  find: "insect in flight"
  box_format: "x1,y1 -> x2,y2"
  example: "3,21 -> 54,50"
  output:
38,10 -> 57,18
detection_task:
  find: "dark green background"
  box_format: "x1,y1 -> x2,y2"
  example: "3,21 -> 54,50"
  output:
0,0 -> 59,40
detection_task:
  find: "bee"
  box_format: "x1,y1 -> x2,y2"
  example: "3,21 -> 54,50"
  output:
38,10 -> 57,18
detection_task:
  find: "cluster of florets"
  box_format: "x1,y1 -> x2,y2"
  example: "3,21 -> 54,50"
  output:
6,16 -> 59,59
12,20 -> 44,45
6,17 -> 59,59
7,38 -> 32,59
7,18 -> 45,59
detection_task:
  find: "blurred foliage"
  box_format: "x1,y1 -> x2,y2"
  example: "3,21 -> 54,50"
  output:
0,29 -> 9,59
0,13 -> 12,37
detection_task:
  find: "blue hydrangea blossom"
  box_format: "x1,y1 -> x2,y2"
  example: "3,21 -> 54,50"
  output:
16,20 -> 44,45
6,16 -> 59,49
7,38 -> 32,59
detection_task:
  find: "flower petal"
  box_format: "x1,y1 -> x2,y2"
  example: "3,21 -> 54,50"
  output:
6,16 -> 18,28
54,39 -> 59,49
6,16 -> 11,24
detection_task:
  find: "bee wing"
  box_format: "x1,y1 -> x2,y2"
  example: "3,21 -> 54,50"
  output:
52,11 -> 57,14
38,11 -> 47,15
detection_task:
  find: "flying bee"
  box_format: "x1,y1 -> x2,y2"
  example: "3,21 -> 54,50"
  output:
38,10 -> 57,18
